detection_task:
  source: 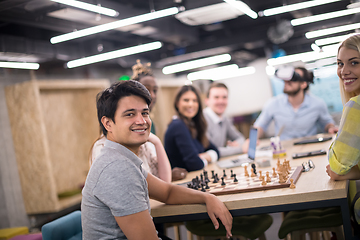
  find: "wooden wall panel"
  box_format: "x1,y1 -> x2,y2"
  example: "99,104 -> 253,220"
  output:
40,88 -> 100,193
5,80 -> 109,214
5,80 -> 58,213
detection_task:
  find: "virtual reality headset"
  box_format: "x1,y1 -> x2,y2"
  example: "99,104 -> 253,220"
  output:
275,65 -> 313,83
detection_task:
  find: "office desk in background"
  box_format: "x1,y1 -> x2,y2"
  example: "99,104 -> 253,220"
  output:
150,134 -> 352,239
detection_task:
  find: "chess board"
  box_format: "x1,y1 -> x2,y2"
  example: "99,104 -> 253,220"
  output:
184,166 -> 303,196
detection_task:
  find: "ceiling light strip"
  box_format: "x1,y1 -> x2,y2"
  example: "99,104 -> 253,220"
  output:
50,7 -> 179,44
223,0 -> 258,19
315,33 -> 358,46
66,41 -> 162,68
212,66 -> 256,80
267,48 -> 337,66
187,64 -> 238,81
50,0 -> 119,17
262,0 -> 341,17
291,8 -> 360,26
305,22 -> 360,39
162,54 -> 231,74
0,62 -> 40,70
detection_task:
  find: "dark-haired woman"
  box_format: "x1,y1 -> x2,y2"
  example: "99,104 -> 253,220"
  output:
164,85 -> 219,172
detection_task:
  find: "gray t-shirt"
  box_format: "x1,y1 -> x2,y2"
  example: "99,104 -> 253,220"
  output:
81,139 -> 150,239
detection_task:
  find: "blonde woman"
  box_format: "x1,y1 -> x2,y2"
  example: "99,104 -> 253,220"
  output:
326,34 -> 360,180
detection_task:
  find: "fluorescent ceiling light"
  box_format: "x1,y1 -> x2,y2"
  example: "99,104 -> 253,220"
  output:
267,46 -> 338,66
291,8 -> 360,26
262,0 -> 340,17
223,0 -> 257,19
311,43 -> 321,52
212,66 -> 256,80
162,54 -> 231,74
67,41 -> 162,68
315,33 -> 358,46
0,62 -> 39,70
305,22 -> 360,39
50,0 -> 119,17
187,64 -> 238,81
50,7 -> 179,44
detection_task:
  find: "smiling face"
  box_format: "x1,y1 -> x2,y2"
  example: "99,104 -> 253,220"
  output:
101,95 -> 151,153
206,87 -> 228,116
176,90 -> 199,120
337,47 -> 360,96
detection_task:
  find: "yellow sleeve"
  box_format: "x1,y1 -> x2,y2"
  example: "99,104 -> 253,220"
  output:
328,96 -> 360,175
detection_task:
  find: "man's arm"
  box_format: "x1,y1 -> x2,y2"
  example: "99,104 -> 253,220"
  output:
147,173 -> 233,238
115,210 -> 159,240
254,126 -> 265,139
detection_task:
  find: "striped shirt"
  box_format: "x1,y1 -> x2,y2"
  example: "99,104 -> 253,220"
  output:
328,95 -> 360,175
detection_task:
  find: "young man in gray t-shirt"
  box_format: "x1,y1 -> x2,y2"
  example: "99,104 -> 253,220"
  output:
81,80 -> 233,239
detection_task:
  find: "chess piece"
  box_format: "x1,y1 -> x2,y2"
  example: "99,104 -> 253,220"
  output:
289,178 -> 296,189
201,183 -> 206,192
251,168 -> 255,177
266,172 -> 271,183
223,169 -> 227,178
233,174 -> 238,183
261,177 -> 267,186
251,163 -> 257,174
272,167 -> 277,178
278,172 -> 286,183
259,170 -> 262,179
213,173 -> 219,183
244,166 -> 249,177
221,177 -> 226,186
211,170 -> 215,179
277,159 -> 281,171
205,181 -> 210,189
230,169 -> 234,177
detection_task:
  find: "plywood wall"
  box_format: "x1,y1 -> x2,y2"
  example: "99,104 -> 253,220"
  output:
5,80 -> 109,214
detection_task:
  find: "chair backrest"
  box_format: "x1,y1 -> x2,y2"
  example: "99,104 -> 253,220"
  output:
41,210 -> 82,240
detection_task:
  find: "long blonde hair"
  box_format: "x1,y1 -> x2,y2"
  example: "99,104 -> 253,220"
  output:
338,34 -> 360,105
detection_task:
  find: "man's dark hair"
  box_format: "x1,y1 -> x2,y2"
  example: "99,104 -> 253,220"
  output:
206,82 -> 228,98
96,80 -> 151,136
295,67 -> 314,92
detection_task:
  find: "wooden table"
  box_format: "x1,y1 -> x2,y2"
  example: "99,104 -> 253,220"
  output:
150,134 -> 352,239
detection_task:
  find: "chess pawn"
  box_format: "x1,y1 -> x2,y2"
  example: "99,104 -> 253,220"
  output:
251,168 -> 256,177
266,172 -> 271,183
261,176 -> 267,186
259,170 -> 262,179
272,167 -> 277,178
276,159 -> 281,171
289,178 -> 296,189
244,166 -> 249,177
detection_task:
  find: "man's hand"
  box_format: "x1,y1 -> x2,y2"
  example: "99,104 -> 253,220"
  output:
171,167 -> 188,181
226,140 -> 240,147
204,194 -> 233,239
327,126 -> 339,134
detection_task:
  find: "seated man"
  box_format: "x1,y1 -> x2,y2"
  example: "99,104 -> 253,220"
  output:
254,66 -> 338,140
203,82 -> 249,157
81,80 -> 233,240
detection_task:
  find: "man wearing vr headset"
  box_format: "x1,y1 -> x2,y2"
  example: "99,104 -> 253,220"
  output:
254,66 -> 338,140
